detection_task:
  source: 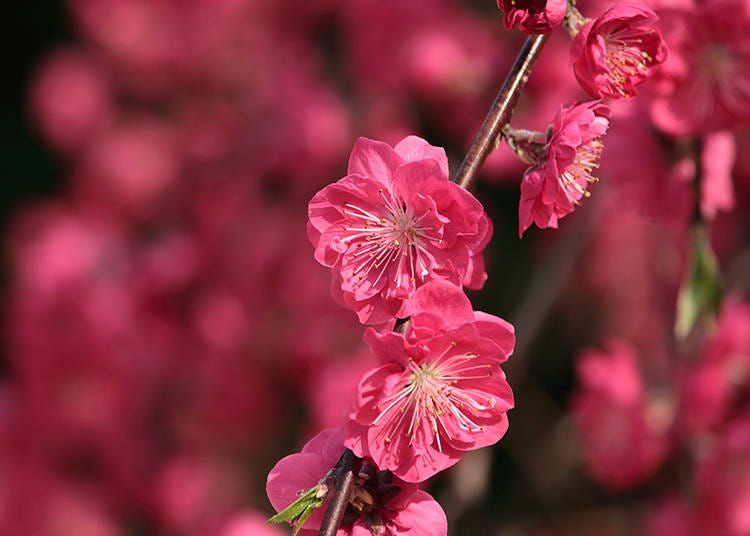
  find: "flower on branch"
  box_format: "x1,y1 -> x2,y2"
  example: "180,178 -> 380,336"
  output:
518,100 -> 611,236
266,428 -> 448,536
570,2 -> 667,99
344,281 -> 515,483
308,136 -> 492,325
496,0 -> 566,34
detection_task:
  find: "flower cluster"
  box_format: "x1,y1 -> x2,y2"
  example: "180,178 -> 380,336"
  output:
498,0 -> 667,235
13,0 -> 750,534
269,134 -> 514,534
569,300 -> 750,534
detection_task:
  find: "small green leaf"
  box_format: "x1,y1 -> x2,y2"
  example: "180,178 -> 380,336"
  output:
291,504 -> 317,536
675,225 -> 723,339
268,484 -> 327,533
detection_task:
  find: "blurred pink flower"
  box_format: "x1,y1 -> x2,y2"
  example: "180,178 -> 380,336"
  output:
266,428 -> 448,536
519,101 -> 610,236
29,48 -> 112,153
344,281 -> 514,482
155,455 -> 247,535
340,0 -> 503,141
496,0 -> 566,34
308,136 -> 491,325
571,341 -> 672,491
650,0 -> 750,135
74,119 -> 179,216
571,3 -> 667,99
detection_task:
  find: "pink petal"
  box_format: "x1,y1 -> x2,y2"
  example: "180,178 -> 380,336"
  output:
394,135 -> 450,178
347,137 -> 403,182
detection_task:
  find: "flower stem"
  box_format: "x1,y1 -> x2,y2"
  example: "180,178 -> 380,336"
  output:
318,448 -> 361,536
454,34 -> 548,190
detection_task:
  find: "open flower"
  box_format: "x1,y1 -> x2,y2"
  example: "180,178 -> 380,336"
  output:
344,281 -> 515,482
266,428 -> 448,536
518,101 -> 610,236
496,0 -> 566,34
308,136 -> 492,325
571,3 -> 667,99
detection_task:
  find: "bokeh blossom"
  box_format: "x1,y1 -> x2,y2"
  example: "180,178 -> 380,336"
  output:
266,428 -> 447,536
650,0 -> 750,135
308,136 -> 492,325
571,3 -> 667,99
345,281 -> 515,482
518,100 -> 611,235
571,341 -> 672,491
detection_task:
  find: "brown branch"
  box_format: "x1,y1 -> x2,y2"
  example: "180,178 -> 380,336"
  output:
454,34 -> 548,189
318,449 -> 360,536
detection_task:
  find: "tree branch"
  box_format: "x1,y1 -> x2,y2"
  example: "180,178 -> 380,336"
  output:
318,449 -> 360,536
454,34 -> 548,189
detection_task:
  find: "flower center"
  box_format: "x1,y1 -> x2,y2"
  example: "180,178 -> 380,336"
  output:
603,25 -> 656,97
371,346 -> 497,452
559,135 -> 604,205
341,188 -> 436,290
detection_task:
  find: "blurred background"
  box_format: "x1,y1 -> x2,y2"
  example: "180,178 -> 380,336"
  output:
3,0 -> 750,535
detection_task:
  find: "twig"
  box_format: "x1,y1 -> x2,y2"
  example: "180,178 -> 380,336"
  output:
454,34 -> 548,189
318,449 -> 360,536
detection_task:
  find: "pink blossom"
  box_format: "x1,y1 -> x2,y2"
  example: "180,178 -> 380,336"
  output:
266,428 -> 447,536
308,136 -> 492,325
650,1 -> 750,135
571,3 -> 667,99
306,349 -> 376,433
344,281 -> 514,482
519,101 -> 611,236
74,119 -> 179,216
496,0 -> 566,34
571,341 -> 672,491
